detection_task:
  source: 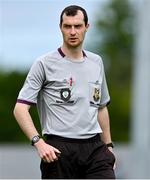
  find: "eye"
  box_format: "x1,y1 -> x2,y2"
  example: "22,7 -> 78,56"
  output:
63,24 -> 71,29
75,24 -> 82,29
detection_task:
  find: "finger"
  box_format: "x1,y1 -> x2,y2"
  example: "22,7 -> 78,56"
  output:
46,149 -> 59,162
42,158 -> 47,163
42,151 -> 54,163
52,147 -> 61,159
113,162 -> 116,170
56,152 -> 61,157
53,147 -> 61,153
53,147 -> 61,155
42,156 -> 53,163
50,149 -> 59,161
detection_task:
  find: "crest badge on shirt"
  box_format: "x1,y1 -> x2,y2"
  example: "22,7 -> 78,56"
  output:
60,77 -> 75,102
60,88 -> 71,102
93,88 -> 100,102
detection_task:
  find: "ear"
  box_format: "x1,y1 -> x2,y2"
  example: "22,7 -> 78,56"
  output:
85,23 -> 90,31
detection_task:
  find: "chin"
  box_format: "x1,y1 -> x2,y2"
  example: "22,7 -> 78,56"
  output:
68,42 -> 82,48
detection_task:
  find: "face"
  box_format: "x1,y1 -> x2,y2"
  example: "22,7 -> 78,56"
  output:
60,10 -> 89,48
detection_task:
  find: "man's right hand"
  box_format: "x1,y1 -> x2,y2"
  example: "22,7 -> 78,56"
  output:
34,138 -> 61,163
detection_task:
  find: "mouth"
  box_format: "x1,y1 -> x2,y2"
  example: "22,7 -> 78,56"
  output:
69,38 -> 78,42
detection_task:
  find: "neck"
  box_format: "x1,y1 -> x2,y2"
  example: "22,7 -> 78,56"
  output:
61,44 -> 83,59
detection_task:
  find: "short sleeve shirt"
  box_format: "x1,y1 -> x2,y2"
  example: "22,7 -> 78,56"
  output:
17,48 -> 110,139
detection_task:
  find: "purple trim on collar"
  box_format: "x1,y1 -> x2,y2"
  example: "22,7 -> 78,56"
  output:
57,47 -> 87,58
82,50 -> 87,57
17,99 -> 36,106
58,48 -> 65,58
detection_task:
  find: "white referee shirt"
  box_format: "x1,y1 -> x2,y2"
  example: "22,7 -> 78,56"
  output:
17,48 -> 110,139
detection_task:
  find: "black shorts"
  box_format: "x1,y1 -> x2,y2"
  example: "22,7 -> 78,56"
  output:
40,134 -> 115,179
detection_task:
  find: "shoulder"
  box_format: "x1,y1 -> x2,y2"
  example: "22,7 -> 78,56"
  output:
84,50 -> 103,65
35,50 -> 60,65
28,50 -> 60,73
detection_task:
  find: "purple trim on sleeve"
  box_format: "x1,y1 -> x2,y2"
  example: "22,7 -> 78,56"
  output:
98,100 -> 111,109
17,99 -> 36,106
106,100 -> 111,106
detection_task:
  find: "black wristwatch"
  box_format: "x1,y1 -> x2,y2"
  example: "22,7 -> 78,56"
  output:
106,142 -> 114,148
31,135 -> 41,146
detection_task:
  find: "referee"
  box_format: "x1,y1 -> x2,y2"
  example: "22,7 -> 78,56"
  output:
14,5 -> 116,179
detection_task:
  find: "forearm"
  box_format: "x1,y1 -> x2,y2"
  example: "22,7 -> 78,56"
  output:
13,103 -> 40,140
13,103 -> 61,163
98,107 -> 112,144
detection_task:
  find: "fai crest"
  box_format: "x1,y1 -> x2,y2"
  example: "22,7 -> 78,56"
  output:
60,88 -> 71,102
93,88 -> 100,102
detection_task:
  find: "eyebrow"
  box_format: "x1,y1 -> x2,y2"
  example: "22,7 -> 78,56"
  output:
63,23 -> 84,26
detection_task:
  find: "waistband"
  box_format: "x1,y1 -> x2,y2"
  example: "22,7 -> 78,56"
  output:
44,134 -> 101,143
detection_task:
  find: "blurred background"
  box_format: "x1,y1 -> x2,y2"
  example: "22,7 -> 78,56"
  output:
0,0 -> 150,178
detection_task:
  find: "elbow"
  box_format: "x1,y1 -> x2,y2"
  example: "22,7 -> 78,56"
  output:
13,103 -> 30,119
13,104 -> 18,118
13,103 -> 20,120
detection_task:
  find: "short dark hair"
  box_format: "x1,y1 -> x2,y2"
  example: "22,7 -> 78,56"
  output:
60,5 -> 88,26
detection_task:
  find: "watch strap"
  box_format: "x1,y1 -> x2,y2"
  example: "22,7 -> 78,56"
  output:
106,142 -> 114,148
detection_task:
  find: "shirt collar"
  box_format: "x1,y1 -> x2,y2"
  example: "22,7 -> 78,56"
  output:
58,47 -> 87,58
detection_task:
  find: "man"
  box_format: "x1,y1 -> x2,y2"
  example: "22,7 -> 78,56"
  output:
14,5 -> 115,179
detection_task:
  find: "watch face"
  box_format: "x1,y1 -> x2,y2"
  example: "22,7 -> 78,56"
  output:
32,135 -> 40,145
33,136 -> 39,142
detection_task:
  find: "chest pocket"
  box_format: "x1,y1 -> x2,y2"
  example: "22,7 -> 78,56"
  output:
89,82 -> 101,107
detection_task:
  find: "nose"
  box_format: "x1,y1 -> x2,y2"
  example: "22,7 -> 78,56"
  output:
70,27 -> 76,35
